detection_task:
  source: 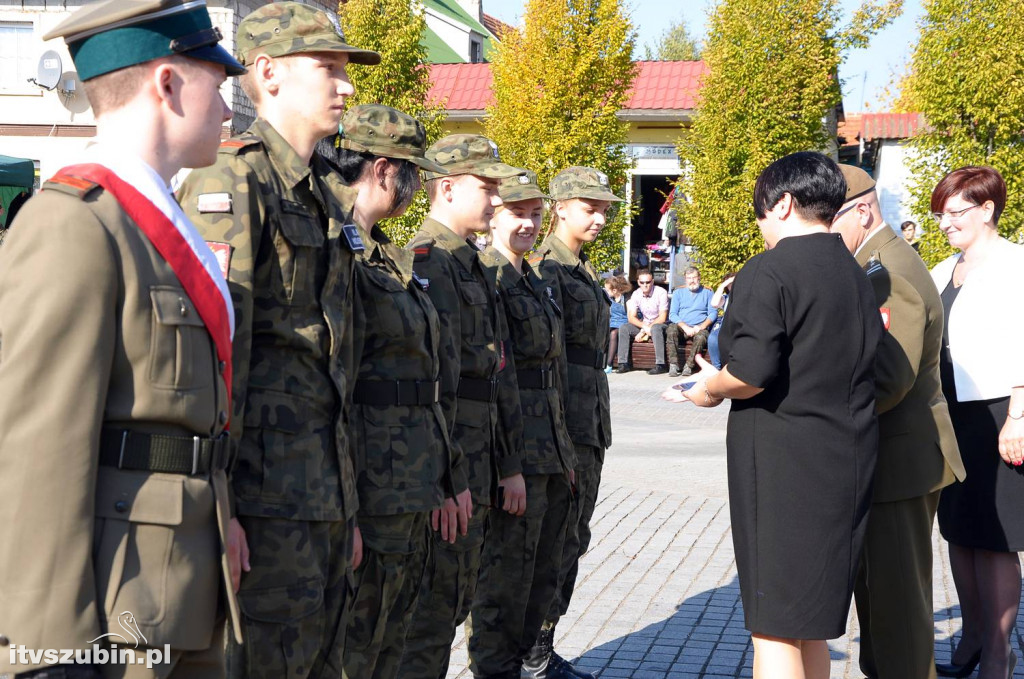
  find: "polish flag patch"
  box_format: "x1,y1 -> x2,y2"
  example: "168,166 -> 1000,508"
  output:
879,307 -> 891,331
207,241 -> 232,280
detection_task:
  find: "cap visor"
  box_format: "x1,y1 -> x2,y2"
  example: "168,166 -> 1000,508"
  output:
409,156 -> 449,175
188,44 -> 247,76
578,188 -> 624,202
475,162 -> 525,179
501,189 -> 550,202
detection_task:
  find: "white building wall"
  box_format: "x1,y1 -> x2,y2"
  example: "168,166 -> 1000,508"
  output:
873,140 -> 920,233
424,8 -> 471,62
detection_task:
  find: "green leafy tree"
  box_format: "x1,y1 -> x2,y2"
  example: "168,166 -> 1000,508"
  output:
339,0 -> 446,245
899,0 -> 1024,265
647,14 -> 701,61
675,0 -> 902,282
485,0 -> 638,273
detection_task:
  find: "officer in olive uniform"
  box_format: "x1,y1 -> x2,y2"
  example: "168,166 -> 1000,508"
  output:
833,165 -> 965,679
0,1 -> 245,677
396,135 -> 526,679
526,167 -> 622,679
468,171 -> 575,679
176,4 -> 380,677
316,104 -> 464,679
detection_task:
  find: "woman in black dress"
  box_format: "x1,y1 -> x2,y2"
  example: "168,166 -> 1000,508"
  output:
929,166 -> 1024,679
674,152 -> 882,678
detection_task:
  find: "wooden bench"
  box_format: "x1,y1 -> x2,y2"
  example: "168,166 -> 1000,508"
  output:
623,336 -> 706,372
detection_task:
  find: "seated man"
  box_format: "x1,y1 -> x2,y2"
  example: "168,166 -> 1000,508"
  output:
616,269 -> 670,375
666,266 -> 716,376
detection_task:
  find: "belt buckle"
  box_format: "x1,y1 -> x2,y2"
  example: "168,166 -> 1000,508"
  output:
192,436 -> 200,475
433,380 -> 440,403
118,431 -> 129,469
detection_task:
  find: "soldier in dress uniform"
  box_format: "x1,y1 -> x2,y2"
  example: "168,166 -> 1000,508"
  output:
0,0 -> 246,677
525,167 -> 622,679
396,135 -> 526,679
175,3 -> 380,677
832,165 -> 965,679
315,104 -> 461,679
468,171 -> 576,679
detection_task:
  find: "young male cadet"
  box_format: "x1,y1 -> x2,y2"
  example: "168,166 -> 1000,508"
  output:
0,0 -> 246,676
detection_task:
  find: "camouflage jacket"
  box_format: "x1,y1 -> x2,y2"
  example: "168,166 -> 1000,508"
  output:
348,222 -> 466,516
482,249 -> 574,476
529,235 -> 612,451
177,118 -> 358,522
408,218 -> 524,506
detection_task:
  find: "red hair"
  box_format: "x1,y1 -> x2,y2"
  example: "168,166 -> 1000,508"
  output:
931,166 -> 1006,224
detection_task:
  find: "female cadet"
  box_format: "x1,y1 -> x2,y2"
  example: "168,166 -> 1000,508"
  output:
524,167 -> 622,679
317,104 -> 458,679
469,171 -> 576,678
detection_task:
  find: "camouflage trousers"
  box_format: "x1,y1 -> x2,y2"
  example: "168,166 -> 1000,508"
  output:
342,512 -> 429,679
396,507 -> 490,679
466,474 -> 573,677
546,444 -> 603,625
227,516 -> 354,679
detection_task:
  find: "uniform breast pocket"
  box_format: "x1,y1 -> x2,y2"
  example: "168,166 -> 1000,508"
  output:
149,287 -> 215,391
362,268 -> 417,339
505,291 -> 549,358
459,282 -> 493,345
564,282 -> 598,337
274,212 -> 325,306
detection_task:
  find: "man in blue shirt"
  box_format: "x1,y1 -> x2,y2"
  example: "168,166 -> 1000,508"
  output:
667,266 -> 716,376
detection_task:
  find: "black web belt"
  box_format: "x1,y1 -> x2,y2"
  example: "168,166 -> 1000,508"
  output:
565,345 -> 606,369
99,429 -> 231,476
458,376 -> 499,403
517,365 -> 555,390
352,379 -> 441,406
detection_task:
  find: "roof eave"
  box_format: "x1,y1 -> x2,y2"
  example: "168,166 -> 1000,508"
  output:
618,109 -> 695,123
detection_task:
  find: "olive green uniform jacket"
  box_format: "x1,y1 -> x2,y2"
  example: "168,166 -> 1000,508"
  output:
0,178 -> 238,675
178,118 -> 359,522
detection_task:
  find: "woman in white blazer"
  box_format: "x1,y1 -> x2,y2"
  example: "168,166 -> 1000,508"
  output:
930,165 -> 1024,679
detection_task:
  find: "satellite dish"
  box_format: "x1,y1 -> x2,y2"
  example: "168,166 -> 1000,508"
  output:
35,51 -> 63,90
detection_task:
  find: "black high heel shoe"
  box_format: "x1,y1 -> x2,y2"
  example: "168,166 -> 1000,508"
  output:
936,648 -> 981,678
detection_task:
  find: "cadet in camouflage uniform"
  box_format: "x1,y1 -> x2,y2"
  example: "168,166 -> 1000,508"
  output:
315,104 -> 466,679
524,167 -> 622,679
396,135 -> 526,679
467,171 -> 575,679
176,4 -> 380,678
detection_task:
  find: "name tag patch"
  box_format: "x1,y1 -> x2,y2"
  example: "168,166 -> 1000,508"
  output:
342,224 -> 365,252
196,192 -> 232,214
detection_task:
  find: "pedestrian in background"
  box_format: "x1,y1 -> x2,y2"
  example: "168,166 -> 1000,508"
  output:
178,4 -> 381,675
526,166 -> 622,679
470,170 -> 575,679
604,274 -> 631,373
707,272 -> 736,370
928,165 -> 1024,679
674,151 -> 882,679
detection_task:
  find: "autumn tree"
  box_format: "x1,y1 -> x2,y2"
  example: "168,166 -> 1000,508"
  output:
485,0 -> 638,273
338,0 -> 446,245
647,14 -> 701,61
899,0 -> 1024,264
676,0 -> 902,281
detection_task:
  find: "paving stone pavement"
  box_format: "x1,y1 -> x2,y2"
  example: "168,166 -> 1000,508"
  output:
445,370 -> 1024,678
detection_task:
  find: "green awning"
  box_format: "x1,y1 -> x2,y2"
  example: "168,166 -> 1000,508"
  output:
0,155 -> 34,188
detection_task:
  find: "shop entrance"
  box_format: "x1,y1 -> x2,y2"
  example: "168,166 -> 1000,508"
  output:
627,173 -> 679,287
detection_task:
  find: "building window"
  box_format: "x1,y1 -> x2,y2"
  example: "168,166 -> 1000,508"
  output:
469,38 -> 482,63
0,23 -> 35,93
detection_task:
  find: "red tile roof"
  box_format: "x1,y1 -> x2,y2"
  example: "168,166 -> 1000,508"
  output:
861,112 -> 925,141
837,113 -> 863,147
427,60 -> 705,112
482,13 -> 514,38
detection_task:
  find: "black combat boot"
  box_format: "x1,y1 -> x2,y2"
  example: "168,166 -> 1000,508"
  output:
521,626 -> 595,679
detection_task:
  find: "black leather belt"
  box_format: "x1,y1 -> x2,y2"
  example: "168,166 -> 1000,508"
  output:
458,376 -> 499,403
353,379 -> 440,406
517,366 -> 555,390
99,429 -> 231,476
565,345 -> 606,369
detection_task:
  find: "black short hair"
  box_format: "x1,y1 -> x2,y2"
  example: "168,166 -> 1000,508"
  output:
753,151 -> 847,225
901,220 -> 916,231
315,134 -> 420,218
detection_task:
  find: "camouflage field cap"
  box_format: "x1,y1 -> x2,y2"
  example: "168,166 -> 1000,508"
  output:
422,134 -> 523,181
498,169 -> 550,203
42,0 -> 246,81
549,166 -> 623,202
339,104 -> 447,174
236,2 -> 381,66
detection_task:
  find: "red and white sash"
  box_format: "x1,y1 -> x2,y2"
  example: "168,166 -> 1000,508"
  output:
52,163 -> 234,426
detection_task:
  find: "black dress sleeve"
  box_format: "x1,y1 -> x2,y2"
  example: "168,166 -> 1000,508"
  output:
723,253 -> 786,389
